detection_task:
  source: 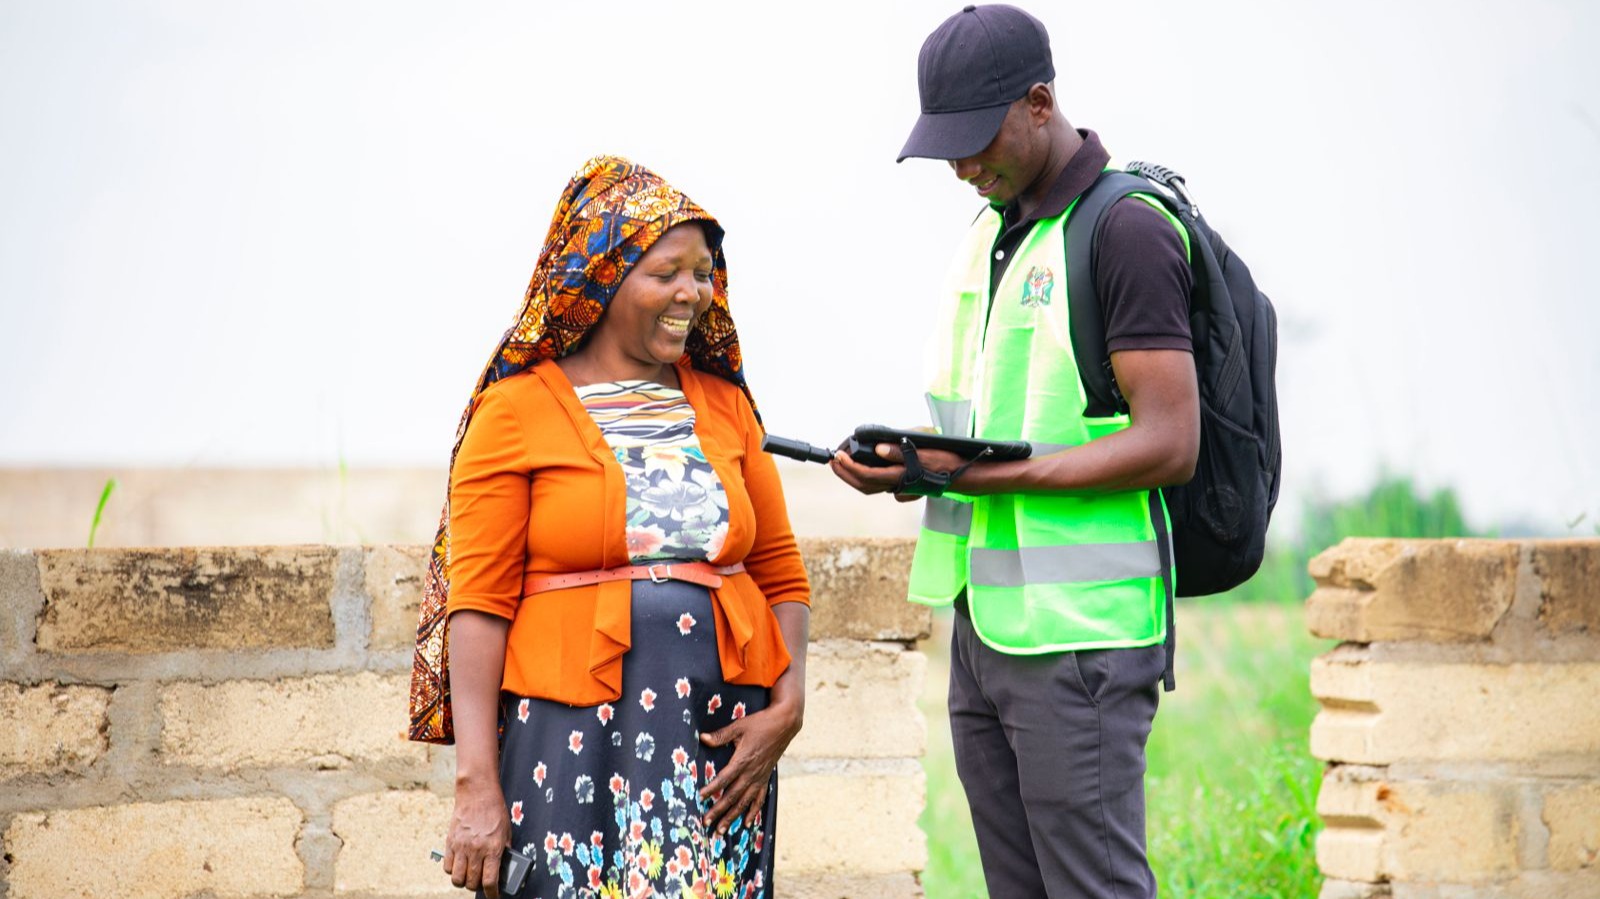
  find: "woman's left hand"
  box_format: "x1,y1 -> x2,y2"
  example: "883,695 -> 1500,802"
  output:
698,698 -> 804,834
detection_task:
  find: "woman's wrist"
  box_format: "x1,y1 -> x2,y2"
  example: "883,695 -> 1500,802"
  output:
454,764 -> 502,792
754,696 -> 803,747
768,677 -> 806,729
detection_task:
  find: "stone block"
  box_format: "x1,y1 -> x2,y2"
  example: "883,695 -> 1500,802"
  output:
2,796 -> 304,898
1531,541 -> 1600,637
1310,648 -> 1600,764
1320,880 -> 1392,899
1306,539 -> 1519,643
160,672 -> 427,769
782,872 -> 924,898
1316,768 -> 1517,883
332,790 -> 456,897
800,538 -> 928,642
1389,873 -> 1600,899
34,546 -> 337,653
365,543 -> 430,651
0,683 -> 111,776
787,642 -> 925,760
1315,824 -> 1384,883
1544,783 -> 1600,871
776,768 -> 925,875
1,549 -> 43,661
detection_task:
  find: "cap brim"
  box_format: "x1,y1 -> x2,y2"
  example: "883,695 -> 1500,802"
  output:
896,103 -> 1010,163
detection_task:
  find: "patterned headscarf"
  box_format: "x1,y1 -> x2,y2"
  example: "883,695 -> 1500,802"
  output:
408,155 -> 751,744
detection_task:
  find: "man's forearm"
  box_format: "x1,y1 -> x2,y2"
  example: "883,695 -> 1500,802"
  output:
831,353 -> 1199,500
954,424 -> 1196,496
954,349 -> 1199,496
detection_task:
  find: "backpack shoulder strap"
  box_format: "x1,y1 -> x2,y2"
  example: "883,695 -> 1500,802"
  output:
1064,171 -> 1171,415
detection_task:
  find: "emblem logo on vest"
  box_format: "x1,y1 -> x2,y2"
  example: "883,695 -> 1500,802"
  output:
1019,265 -> 1055,308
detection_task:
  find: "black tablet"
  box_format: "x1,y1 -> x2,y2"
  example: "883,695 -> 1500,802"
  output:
847,425 -> 1032,468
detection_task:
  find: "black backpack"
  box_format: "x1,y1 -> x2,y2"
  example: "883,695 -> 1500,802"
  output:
1064,162 -> 1281,597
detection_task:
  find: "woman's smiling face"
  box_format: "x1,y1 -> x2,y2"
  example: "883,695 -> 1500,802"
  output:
586,223 -> 715,374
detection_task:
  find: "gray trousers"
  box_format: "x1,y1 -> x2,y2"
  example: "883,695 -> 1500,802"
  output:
949,610 -> 1164,899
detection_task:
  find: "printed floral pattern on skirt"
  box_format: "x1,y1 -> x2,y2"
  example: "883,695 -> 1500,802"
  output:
489,579 -> 775,899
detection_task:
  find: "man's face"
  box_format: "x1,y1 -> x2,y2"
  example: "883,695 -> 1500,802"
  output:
947,97 -> 1044,207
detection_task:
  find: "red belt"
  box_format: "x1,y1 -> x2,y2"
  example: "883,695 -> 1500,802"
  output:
525,561 -> 746,595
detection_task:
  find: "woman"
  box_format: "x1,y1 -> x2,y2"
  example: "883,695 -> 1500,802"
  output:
411,156 -> 811,898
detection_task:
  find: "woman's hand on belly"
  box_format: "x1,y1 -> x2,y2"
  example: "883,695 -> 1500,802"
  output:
698,598 -> 808,836
697,697 -> 803,834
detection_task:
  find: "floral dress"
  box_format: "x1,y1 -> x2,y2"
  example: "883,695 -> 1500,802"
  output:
488,381 -> 776,899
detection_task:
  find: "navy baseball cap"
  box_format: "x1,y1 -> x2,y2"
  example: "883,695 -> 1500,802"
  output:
897,4 -> 1055,163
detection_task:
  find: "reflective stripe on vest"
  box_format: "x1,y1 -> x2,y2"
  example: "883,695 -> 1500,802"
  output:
918,396 -> 977,539
926,396 -> 971,439
906,191 -> 1174,654
922,497 -> 973,537
969,541 -> 1162,587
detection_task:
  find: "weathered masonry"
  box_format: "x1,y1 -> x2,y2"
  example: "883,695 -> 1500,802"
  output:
0,540 -> 929,899
11,535 -> 1598,898
1308,538 -> 1600,899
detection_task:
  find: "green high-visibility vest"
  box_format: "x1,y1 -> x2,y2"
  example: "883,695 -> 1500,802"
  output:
907,194 -> 1183,654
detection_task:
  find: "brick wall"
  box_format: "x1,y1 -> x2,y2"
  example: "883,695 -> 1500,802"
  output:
0,539 -> 929,899
1308,538 -> 1600,899
0,467 -> 920,550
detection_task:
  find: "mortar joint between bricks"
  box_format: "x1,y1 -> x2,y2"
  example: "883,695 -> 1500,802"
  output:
331,546 -> 374,659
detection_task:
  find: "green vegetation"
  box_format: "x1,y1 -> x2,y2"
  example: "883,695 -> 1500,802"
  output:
919,604 -> 1328,899
1143,605 -> 1327,897
320,451 -> 369,544
918,475 -> 1480,898
1220,474 -> 1477,605
86,477 -> 117,548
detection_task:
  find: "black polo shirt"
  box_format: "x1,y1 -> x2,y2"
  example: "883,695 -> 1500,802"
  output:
987,129 -> 1192,357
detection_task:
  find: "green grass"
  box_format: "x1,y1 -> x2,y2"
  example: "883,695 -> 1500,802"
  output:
1145,603 -> 1329,898
918,601 -> 1333,899
919,622 -> 986,898
86,477 -> 117,548
915,473 -> 1500,895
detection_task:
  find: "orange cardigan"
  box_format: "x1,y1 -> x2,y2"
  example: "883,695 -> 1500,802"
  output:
445,358 -> 811,706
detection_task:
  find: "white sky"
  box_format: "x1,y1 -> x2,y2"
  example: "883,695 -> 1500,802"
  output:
2,0 -> 1597,532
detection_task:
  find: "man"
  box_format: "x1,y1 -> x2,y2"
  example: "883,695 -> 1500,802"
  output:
829,5 -> 1200,897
